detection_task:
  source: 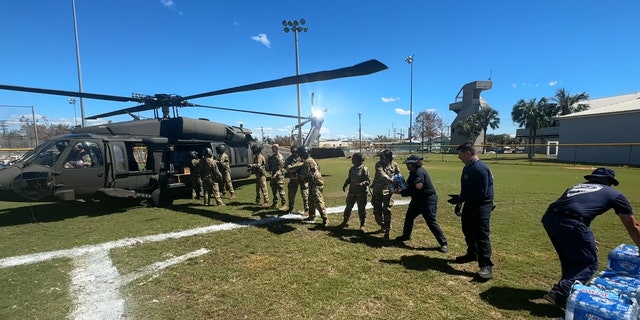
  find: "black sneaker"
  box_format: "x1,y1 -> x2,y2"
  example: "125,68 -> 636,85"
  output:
454,254 -> 477,263
478,266 -> 493,280
543,292 -> 557,305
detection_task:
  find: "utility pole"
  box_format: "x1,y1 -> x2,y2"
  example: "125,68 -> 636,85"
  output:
358,113 -> 362,154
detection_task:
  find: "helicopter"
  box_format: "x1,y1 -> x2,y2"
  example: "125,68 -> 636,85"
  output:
0,59 -> 388,206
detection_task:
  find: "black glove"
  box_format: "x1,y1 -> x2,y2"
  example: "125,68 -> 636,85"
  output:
454,203 -> 462,217
447,194 -> 462,205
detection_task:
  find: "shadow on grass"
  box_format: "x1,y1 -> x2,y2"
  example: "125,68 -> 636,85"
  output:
321,226 -> 443,251
479,286 -> 564,318
380,254 -> 477,277
172,203 -> 299,235
0,199 -> 141,227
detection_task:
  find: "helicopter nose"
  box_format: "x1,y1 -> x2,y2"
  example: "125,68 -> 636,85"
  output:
0,165 -> 53,201
0,165 -> 20,190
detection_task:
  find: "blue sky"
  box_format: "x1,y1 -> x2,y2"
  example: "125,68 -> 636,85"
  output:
1,0 -> 639,141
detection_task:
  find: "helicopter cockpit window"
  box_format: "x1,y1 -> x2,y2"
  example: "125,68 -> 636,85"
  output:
30,140 -> 69,167
63,141 -> 102,169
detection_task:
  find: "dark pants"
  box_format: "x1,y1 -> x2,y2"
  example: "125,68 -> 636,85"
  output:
401,200 -> 447,246
460,202 -> 493,267
541,212 -> 597,306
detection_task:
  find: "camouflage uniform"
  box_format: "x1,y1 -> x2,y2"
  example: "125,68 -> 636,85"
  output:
340,155 -> 370,229
250,151 -> 269,205
299,155 -> 327,226
371,153 -> 400,239
190,157 -> 203,200
199,155 -> 224,206
267,148 -> 287,208
284,151 -> 309,213
217,151 -> 235,197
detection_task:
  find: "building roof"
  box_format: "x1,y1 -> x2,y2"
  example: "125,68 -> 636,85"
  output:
555,92 -> 640,119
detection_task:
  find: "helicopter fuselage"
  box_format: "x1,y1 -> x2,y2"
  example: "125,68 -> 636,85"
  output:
0,117 -> 260,206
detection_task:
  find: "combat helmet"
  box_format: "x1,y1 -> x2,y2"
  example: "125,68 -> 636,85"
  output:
189,150 -> 198,159
379,149 -> 393,160
251,143 -> 262,154
215,144 -> 226,154
297,146 -> 310,159
202,148 -> 213,157
352,152 -> 365,163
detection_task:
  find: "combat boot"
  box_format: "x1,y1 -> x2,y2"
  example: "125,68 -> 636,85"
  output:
270,202 -> 278,209
338,217 -> 349,228
383,229 -> 390,241
359,220 -> 366,232
229,193 -> 235,199
321,217 -> 328,227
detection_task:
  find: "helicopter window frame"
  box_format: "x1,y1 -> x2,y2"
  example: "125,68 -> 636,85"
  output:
113,145 -> 127,172
62,141 -> 102,169
30,139 -> 69,167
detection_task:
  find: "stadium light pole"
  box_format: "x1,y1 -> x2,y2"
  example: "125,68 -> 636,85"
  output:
67,98 -> 77,127
71,0 -> 86,127
282,18 -> 308,146
404,55 -> 414,146
358,113 -> 362,154
0,104 -> 38,146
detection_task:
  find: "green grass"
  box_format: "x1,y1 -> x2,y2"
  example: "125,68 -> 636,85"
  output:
1,155 -> 639,319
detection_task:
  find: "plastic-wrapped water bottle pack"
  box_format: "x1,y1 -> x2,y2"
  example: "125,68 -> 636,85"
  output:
565,244 -> 640,320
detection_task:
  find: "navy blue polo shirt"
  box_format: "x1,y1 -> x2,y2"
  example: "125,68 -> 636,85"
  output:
460,159 -> 494,205
547,182 -> 633,226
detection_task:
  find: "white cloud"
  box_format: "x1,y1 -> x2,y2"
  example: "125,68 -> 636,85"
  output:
381,97 -> 399,103
251,34 -> 271,48
511,83 -> 517,88
234,21 -> 240,27
160,0 -> 175,9
395,108 -> 411,115
548,80 -> 558,86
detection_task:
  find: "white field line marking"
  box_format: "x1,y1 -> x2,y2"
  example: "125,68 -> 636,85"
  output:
0,199 -> 410,319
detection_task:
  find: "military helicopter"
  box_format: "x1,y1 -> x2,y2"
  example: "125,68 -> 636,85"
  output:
0,59 -> 387,206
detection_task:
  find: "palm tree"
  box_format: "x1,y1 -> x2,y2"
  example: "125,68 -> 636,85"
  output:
551,88 -> 590,116
511,98 -> 552,159
454,115 -> 482,144
474,107 -> 500,153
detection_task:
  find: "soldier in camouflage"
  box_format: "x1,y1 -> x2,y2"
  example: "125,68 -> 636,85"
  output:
189,151 -> 203,201
339,152 -> 371,231
249,144 -> 269,206
215,144 -> 235,199
371,149 -> 400,240
297,146 -> 328,227
284,145 -> 309,214
267,144 -> 287,209
199,147 -> 225,206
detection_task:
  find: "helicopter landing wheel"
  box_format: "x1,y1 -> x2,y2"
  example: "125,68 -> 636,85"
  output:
151,189 -> 173,207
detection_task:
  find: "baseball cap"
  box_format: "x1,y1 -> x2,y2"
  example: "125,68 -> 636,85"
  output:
403,154 -> 423,164
584,167 -> 619,186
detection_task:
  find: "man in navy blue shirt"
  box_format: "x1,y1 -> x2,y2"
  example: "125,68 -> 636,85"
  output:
395,155 -> 448,253
448,142 -> 495,280
541,167 -> 640,309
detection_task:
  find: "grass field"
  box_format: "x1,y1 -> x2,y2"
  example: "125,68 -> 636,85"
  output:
1,154 -> 639,319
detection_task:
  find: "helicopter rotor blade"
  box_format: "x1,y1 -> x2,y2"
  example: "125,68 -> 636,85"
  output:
0,84 -> 139,103
194,104 -> 309,120
183,59 -> 388,100
86,104 -> 149,119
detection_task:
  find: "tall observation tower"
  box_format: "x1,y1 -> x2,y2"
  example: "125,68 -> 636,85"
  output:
448,80 -> 493,152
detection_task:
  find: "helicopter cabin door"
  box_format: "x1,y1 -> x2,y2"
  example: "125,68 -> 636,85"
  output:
52,139 -> 106,200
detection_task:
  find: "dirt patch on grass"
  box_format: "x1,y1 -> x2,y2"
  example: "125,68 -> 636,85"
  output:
562,166 -> 596,170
